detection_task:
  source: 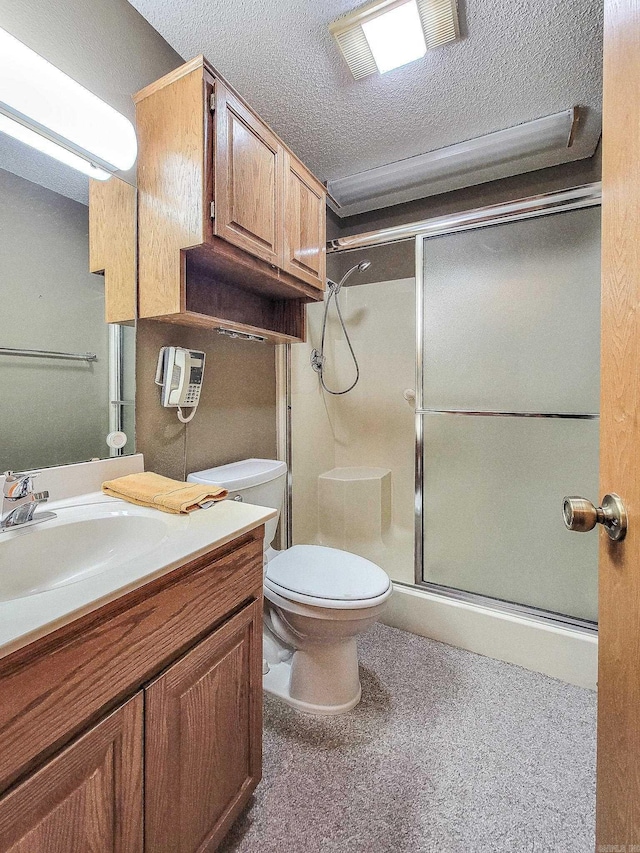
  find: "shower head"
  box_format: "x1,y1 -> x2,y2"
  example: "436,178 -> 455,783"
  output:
330,259 -> 372,294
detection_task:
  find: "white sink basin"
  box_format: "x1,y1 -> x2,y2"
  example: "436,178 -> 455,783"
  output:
0,488 -> 275,660
0,505 -> 173,601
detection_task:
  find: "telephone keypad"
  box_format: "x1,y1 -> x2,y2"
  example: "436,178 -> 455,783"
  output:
185,384 -> 200,406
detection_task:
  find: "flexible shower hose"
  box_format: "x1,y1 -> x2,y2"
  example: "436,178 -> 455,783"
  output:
316,283 -> 360,395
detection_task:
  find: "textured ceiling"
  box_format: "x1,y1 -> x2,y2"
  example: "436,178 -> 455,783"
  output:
129,0 -> 603,214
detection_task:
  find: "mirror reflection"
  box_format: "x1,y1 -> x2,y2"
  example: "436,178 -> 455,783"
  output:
0,132 -> 136,472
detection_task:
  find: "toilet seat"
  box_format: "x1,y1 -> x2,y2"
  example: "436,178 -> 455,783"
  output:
265,545 -> 392,610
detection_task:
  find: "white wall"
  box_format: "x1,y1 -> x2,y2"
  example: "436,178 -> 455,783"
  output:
291,277 -> 416,583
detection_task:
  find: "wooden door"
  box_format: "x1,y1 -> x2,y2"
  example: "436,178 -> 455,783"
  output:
0,693 -> 143,853
214,81 -> 283,266
144,599 -> 262,853
597,0 -> 640,847
281,151 -> 326,290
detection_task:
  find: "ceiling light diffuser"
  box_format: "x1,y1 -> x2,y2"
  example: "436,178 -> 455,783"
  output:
328,109 -> 579,208
0,27 -> 137,178
330,0 -> 460,79
361,2 -> 426,73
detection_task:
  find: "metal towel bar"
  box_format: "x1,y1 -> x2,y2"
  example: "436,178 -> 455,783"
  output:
0,347 -> 97,363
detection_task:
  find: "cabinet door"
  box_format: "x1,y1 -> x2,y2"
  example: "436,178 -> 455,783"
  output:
214,81 -> 282,266
0,693 -> 143,853
282,151 -> 326,290
145,599 -> 262,853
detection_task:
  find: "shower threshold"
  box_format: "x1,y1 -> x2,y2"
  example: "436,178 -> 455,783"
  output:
405,580 -> 597,635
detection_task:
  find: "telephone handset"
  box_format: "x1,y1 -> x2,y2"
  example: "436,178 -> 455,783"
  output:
155,347 -> 206,424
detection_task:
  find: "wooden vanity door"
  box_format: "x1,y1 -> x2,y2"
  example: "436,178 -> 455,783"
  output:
0,693 -> 143,853
144,599 -> 262,853
214,81 -> 283,266
282,151 -> 326,291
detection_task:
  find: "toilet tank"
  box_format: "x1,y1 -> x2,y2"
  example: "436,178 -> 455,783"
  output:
188,459 -> 287,550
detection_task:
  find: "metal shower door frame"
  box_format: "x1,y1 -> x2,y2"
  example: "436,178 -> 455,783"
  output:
414,184 -> 601,632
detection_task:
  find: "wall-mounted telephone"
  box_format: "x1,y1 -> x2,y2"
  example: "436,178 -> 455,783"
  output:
155,347 -> 206,423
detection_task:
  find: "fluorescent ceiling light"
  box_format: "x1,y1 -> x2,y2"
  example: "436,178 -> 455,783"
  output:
361,2 -> 426,73
328,109 -> 579,207
330,0 -> 460,79
0,27 -> 137,178
0,114 -> 111,180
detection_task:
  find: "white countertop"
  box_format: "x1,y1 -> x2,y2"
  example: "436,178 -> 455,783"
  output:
0,492 -> 276,661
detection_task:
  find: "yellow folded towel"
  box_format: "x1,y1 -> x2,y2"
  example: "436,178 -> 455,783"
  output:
102,472 -> 228,514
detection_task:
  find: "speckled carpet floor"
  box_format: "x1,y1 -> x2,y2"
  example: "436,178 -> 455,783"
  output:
219,623 -> 596,853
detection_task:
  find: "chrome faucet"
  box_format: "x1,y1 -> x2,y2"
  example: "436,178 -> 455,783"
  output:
0,472 -> 56,532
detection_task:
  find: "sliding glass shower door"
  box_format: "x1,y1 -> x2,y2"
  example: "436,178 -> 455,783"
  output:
418,206 -> 601,623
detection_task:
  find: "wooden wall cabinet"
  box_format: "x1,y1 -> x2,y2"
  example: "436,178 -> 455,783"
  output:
214,83 -> 283,267
0,530 -> 264,853
89,177 -> 137,325
134,56 -> 327,343
282,151 -> 327,290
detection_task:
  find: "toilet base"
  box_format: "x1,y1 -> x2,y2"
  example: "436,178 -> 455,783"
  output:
262,576 -> 392,717
263,657 -> 362,716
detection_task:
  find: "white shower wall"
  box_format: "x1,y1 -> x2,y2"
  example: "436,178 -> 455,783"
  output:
291,277 -> 416,584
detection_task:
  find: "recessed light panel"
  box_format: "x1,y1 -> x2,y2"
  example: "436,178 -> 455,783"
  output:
330,0 -> 460,80
362,2 -> 427,73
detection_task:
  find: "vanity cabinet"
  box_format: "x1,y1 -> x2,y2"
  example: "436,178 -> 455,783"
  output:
145,601 -> 261,852
133,56 -> 327,343
0,529 -> 264,853
0,694 -> 144,853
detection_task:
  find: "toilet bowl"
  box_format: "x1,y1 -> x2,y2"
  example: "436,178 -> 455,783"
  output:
188,459 -> 392,715
264,544 -> 391,713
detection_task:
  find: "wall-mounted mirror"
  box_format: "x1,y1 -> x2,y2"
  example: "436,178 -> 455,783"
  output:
0,130 -> 136,472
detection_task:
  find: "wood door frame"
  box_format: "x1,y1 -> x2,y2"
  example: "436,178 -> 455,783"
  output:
597,0 -> 640,847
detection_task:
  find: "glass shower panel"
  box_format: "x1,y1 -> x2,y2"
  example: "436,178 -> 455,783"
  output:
420,206 -> 601,621
422,208 -> 601,414
422,414 -> 599,621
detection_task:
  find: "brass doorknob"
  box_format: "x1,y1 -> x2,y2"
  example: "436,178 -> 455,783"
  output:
562,494 -> 627,542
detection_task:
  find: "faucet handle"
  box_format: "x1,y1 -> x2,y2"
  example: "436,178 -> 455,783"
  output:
2,471 -> 39,500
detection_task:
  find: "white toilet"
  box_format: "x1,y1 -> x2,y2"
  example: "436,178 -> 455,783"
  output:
188,458 -> 392,715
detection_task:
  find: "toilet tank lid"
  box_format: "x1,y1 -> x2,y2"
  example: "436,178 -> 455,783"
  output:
266,545 -> 391,602
188,458 -> 287,490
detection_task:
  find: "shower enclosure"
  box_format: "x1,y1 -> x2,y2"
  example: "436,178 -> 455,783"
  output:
287,184 -> 601,631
